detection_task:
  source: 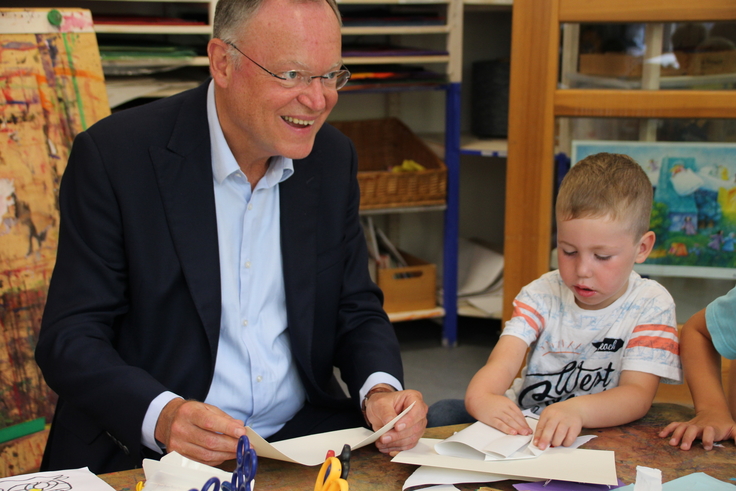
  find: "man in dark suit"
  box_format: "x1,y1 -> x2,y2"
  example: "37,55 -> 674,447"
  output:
35,0 -> 427,474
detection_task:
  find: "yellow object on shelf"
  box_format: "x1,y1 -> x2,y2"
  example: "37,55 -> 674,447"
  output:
391,159 -> 426,172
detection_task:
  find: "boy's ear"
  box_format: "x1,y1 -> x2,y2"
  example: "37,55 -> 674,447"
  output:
634,231 -> 656,264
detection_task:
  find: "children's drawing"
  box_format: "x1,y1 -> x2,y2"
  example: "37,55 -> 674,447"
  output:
0,468 -> 116,491
572,141 -> 736,279
0,473 -> 71,491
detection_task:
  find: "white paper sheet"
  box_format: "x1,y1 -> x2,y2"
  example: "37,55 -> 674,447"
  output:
247,401 -> 415,466
393,438 -> 618,486
143,451 -> 235,491
457,239 -> 504,297
634,466 -> 662,491
403,465 -> 524,490
0,467 -> 116,491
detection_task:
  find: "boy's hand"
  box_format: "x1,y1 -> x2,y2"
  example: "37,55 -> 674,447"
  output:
533,399 -> 585,450
659,408 -> 736,450
475,394 -> 532,436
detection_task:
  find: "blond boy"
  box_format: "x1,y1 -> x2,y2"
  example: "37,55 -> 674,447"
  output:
464,152 -> 682,449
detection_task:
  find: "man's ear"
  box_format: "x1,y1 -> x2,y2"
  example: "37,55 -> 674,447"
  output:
635,231 -> 656,264
208,38 -> 232,87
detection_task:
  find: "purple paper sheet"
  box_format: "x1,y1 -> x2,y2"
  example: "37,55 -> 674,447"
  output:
513,479 -> 626,491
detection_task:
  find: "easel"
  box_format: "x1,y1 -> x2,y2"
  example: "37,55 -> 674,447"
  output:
0,8 -> 109,476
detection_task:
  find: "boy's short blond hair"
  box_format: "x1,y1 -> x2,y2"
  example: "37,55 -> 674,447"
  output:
556,152 -> 653,240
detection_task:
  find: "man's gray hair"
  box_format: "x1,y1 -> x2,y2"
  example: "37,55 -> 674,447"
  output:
213,0 -> 341,44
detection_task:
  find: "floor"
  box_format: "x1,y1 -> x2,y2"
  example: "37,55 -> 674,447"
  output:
395,316 -> 501,406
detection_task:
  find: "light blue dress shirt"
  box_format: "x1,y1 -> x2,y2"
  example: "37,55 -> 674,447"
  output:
141,81 -> 401,452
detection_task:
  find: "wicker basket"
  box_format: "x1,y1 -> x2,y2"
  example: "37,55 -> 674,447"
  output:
331,118 -> 447,210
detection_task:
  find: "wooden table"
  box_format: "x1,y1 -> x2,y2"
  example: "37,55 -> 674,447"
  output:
99,404 -> 735,491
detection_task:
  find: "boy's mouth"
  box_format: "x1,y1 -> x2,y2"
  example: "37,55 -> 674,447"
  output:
574,285 -> 597,297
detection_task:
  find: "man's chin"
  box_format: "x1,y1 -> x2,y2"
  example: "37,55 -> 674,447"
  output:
281,141 -> 318,161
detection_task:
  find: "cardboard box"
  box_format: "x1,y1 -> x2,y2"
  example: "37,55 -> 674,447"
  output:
578,50 -> 736,78
578,52 -> 685,78
377,251 -> 437,313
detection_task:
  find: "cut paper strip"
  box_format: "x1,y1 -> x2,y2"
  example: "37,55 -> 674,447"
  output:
247,401 -> 415,466
393,438 -> 618,486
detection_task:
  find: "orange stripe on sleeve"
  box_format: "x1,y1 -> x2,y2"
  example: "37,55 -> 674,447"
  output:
626,336 -> 680,355
632,324 -> 679,338
512,300 -> 544,334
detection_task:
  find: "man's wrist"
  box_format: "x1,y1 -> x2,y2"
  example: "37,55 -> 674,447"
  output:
361,384 -> 396,421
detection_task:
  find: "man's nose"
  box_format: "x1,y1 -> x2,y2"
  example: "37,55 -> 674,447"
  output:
297,79 -> 328,111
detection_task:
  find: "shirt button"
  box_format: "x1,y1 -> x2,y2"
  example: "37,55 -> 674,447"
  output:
248,204 -> 253,211
245,261 -> 251,268
242,320 -> 248,327
256,376 -> 263,383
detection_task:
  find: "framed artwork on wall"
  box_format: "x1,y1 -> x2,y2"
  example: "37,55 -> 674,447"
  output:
572,140 -> 736,279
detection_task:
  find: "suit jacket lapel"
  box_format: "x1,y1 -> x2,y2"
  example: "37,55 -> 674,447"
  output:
150,84 -> 222,364
280,153 -> 320,386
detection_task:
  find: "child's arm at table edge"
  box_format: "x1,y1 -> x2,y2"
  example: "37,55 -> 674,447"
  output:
465,335 -> 531,436
533,369 -> 660,450
658,309 -> 736,450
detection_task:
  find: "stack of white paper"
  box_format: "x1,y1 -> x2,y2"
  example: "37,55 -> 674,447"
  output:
393,419 -> 618,489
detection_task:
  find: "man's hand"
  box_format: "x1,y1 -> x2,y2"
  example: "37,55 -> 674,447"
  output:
533,399 -> 585,450
363,388 -> 427,456
471,394 -> 532,437
155,398 -> 248,466
659,408 -> 736,450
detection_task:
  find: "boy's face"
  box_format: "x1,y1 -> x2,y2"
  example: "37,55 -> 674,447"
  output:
557,215 -> 655,310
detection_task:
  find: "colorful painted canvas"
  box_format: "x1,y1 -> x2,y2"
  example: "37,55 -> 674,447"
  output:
0,9 -> 109,439
572,141 -> 736,279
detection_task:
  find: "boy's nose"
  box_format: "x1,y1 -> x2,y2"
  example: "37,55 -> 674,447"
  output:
575,258 -> 592,277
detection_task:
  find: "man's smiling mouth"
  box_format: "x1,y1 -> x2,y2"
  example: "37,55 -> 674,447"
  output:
282,116 -> 314,127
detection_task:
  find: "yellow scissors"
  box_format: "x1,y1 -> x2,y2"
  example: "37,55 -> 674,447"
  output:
314,457 -> 349,491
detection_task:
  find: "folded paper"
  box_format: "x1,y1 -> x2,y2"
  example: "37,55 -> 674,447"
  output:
434,418 -> 594,461
393,438 -> 618,486
247,401 -> 415,466
143,451 -> 234,491
634,466 -> 662,491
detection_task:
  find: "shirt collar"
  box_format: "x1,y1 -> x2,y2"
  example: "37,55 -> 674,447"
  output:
207,80 -> 294,186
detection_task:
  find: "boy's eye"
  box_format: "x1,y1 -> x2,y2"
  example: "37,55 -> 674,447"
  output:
562,249 -> 576,256
595,255 -> 611,261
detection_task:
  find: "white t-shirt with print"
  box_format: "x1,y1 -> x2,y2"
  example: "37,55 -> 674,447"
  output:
502,270 -> 682,415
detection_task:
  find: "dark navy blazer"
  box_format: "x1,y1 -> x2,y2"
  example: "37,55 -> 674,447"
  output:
36,81 -> 402,473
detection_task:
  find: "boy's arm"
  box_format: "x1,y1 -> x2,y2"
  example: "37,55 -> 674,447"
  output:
533,370 -> 659,449
465,335 -> 531,435
659,309 -> 736,450
729,361 -> 736,420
